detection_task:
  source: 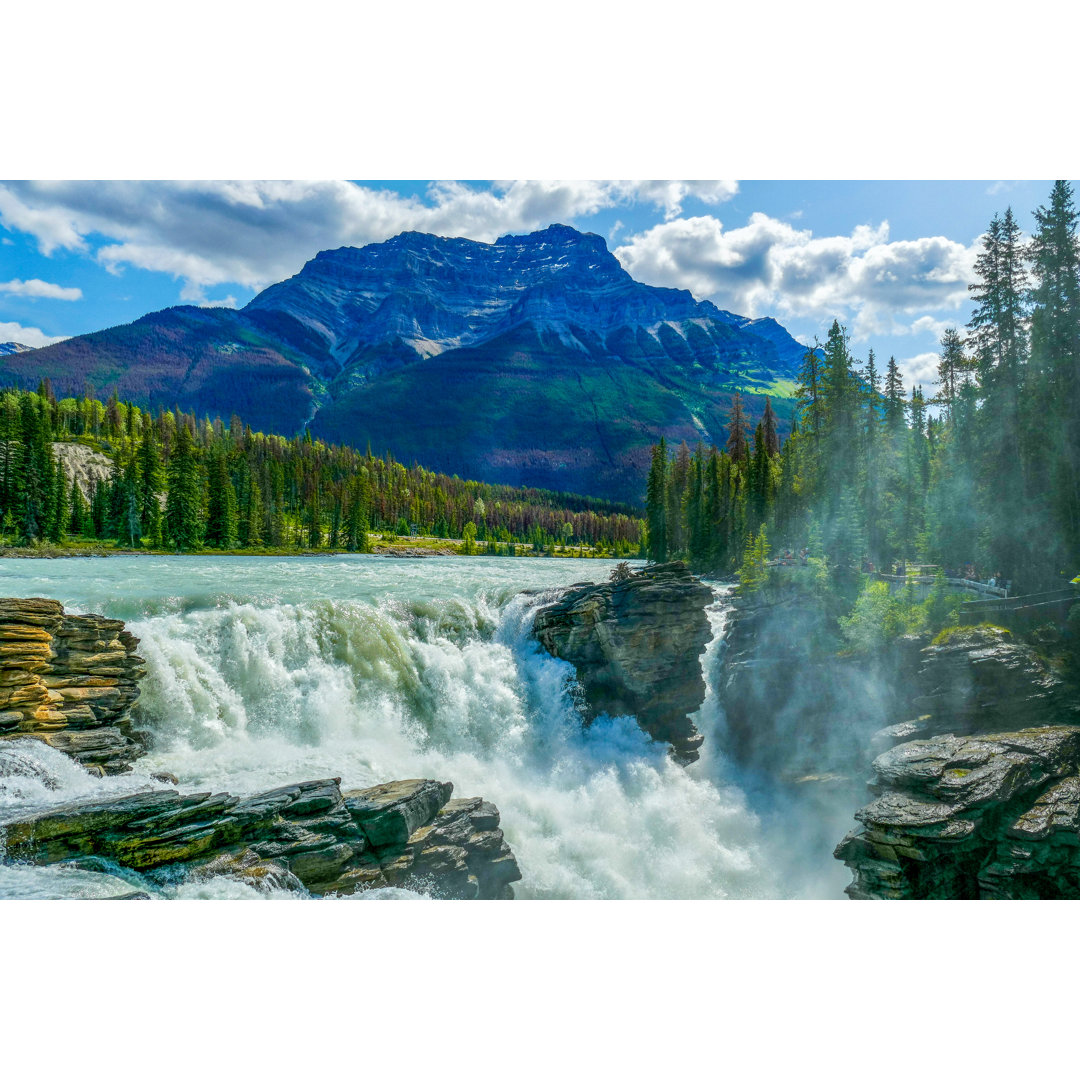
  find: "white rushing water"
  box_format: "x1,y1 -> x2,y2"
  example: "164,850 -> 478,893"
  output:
0,553 -> 817,900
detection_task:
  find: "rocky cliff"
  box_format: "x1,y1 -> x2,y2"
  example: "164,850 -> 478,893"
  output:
834,627 -> 1080,898
0,769 -> 521,899
835,727 -> 1080,899
0,597 -> 521,899
871,626 -> 1079,747
531,562 -> 713,762
0,598 -> 146,774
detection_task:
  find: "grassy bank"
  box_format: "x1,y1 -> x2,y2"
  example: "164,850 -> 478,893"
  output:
0,535 -> 626,559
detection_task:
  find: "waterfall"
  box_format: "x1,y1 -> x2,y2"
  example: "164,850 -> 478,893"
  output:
0,555 -> 780,899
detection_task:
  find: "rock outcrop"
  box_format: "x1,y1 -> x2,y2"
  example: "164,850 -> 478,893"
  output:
835,727 -> 1080,899
0,598 -> 146,774
835,628 -> 1080,898
871,626 -> 1079,750
0,769 -> 522,899
531,562 -> 713,762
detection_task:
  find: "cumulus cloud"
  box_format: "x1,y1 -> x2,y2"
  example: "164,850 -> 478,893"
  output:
896,351 -> 940,386
614,213 -> 978,342
0,180 -> 737,299
613,180 -> 739,220
0,278 -> 82,301
0,321 -> 67,348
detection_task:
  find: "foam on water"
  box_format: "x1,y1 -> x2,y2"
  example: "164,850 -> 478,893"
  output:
0,555 -> 782,899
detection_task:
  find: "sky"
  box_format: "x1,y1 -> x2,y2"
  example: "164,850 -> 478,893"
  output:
0,179 -> 1059,388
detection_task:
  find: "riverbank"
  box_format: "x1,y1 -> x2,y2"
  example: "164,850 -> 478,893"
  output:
0,536 -> 633,560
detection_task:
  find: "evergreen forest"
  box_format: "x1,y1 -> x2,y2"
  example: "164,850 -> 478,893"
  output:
0,389 -> 644,556
645,181 -> 1080,595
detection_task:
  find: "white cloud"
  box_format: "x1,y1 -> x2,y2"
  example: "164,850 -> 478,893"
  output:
986,181 -> 1019,196
613,180 -> 739,220
0,278 -> 82,301
614,213 -> 978,343
896,351 -> 940,386
0,180 -> 738,300
0,321 -> 67,348
903,314 -> 957,340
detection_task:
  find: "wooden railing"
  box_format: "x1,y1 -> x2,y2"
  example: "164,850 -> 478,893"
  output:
873,573 -> 1008,598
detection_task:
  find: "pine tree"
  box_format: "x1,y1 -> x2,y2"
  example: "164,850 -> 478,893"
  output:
139,419 -> 165,547
967,206 -> 1030,582
935,328 -> 969,420
204,447 -> 239,549
725,394 -> 750,465
645,438 -> 668,562
1028,181 -> 1080,569
761,397 -> 780,456
795,344 -> 825,442
165,423 -> 203,551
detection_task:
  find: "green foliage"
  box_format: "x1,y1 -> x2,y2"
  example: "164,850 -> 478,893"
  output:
461,521 -> 477,555
641,182 -> 1080,600
838,580 -> 927,652
931,623 -> 1012,647
924,569 -> 961,631
737,524 -> 771,595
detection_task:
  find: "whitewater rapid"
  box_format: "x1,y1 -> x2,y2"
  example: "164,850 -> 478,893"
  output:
0,554 -> 792,900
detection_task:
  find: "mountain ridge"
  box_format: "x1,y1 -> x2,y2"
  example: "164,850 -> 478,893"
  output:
0,225 -> 808,503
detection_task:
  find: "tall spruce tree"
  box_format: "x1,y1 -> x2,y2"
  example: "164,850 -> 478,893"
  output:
1028,181 -> 1080,570
165,423 -> 203,551
725,395 -> 750,466
645,438 -> 668,562
967,206 -> 1030,582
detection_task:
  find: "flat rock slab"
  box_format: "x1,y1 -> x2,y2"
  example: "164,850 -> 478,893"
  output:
1,769 -> 520,900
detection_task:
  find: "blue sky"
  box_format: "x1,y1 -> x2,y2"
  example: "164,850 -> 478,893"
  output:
0,179 -> 1057,387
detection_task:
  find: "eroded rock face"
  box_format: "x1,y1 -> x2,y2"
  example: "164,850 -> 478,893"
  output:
0,773 -> 522,899
873,627 -> 1079,748
0,598 -> 146,774
531,562 -> 713,762
835,727 -> 1080,899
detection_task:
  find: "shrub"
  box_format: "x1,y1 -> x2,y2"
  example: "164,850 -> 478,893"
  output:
839,579 -> 928,652
737,525 -> 771,595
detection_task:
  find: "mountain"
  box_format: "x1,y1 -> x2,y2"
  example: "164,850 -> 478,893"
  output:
0,342 -> 34,356
0,225 -> 808,504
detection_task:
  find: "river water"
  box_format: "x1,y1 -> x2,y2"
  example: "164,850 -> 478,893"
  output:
0,554 -> 848,900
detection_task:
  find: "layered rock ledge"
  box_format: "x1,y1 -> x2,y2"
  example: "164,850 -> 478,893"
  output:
835,727 -> 1080,899
0,598 -> 145,774
0,771 -> 522,899
531,562 -> 713,762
